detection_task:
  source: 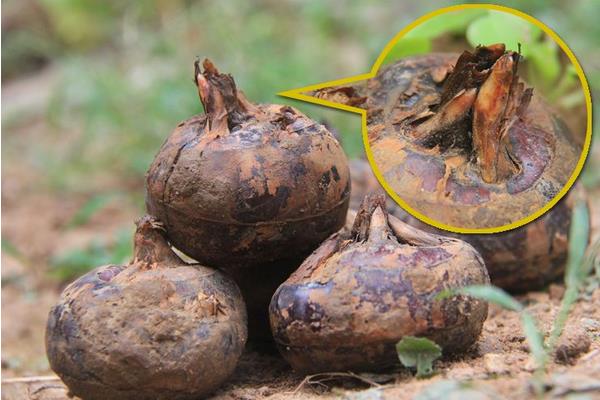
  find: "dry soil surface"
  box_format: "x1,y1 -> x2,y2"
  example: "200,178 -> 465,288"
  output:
2,178 -> 600,399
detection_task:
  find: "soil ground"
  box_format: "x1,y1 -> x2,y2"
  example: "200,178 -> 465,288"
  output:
2,69 -> 600,400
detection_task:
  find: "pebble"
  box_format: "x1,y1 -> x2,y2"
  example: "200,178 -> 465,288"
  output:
522,357 -> 539,372
483,353 -> 509,375
477,335 -> 503,355
509,334 -> 526,343
580,317 -> 600,332
555,325 -> 592,364
548,284 -> 565,301
445,366 -> 477,380
519,343 -> 531,352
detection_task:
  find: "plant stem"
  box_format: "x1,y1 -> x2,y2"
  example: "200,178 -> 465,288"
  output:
547,287 -> 578,351
193,59 -> 253,135
133,215 -> 181,267
547,198 -> 592,350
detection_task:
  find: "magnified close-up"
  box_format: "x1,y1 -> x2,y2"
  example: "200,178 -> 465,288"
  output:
311,39 -> 587,230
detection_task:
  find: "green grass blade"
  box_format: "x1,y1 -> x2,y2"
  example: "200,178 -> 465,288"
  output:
437,285 -> 523,312
547,198 -> 592,350
565,199 -> 592,286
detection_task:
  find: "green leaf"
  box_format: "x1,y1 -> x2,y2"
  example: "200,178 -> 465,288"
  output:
527,38 -> 561,86
466,11 -> 542,56
396,336 -> 442,378
405,9 -> 486,40
565,198 -> 592,286
547,199 -> 594,350
383,37 -> 431,64
437,285 -> 523,312
593,240 -> 600,279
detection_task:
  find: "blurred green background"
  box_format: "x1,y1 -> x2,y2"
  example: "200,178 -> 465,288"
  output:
2,0 -> 599,281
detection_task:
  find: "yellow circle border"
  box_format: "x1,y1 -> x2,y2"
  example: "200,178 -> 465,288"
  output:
280,3 -> 593,234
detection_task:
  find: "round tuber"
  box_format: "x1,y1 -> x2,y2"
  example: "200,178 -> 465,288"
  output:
146,59 -> 350,271
45,216 -> 247,400
269,193 -> 489,373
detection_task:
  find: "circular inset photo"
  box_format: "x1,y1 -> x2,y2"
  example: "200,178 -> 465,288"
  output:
311,6 -> 591,232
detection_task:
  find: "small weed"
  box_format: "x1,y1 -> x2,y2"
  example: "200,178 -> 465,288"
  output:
547,198 -> 596,349
395,336 -> 442,378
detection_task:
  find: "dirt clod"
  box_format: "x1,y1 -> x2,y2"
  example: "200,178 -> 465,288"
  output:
483,353 -> 509,375
580,317 -> 600,332
549,284 -> 566,301
555,325 -> 592,364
